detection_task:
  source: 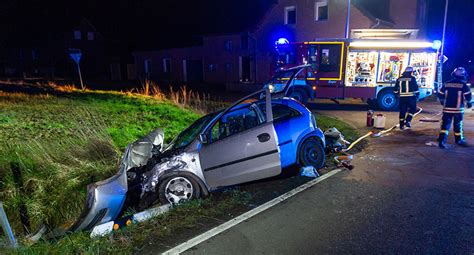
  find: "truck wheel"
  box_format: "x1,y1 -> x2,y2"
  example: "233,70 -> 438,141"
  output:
298,137 -> 325,170
377,90 -> 399,111
288,88 -> 309,105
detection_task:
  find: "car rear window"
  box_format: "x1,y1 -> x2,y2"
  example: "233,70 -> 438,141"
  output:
258,103 -> 301,122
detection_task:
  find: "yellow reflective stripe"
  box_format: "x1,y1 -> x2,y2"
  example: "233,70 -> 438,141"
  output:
454,132 -> 462,136
440,130 -> 448,134
464,91 -> 472,95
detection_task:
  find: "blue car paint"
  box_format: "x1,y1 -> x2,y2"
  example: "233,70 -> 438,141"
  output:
269,98 -> 325,168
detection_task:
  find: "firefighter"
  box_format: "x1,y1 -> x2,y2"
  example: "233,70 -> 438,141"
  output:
437,67 -> 473,148
394,66 -> 419,130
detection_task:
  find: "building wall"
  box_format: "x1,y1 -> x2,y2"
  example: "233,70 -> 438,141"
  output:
134,0 -> 425,87
389,0 -> 419,30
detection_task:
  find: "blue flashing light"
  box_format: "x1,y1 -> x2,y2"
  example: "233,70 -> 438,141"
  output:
432,40 -> 442,50
275,38 -> 289,46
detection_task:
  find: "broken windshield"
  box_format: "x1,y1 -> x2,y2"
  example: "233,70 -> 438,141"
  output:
165,112 -> 217,151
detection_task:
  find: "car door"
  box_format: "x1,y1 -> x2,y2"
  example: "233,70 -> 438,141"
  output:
200,103 -> 281,189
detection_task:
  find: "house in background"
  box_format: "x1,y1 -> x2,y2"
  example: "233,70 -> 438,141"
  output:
0,17 -> 134,81
133,0 -> 429,91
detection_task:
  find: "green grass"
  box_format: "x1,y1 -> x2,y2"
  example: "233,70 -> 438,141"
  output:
0,91 -> 200,234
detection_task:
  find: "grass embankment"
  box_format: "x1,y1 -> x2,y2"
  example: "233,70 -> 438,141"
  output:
0,85 -> 361,253
0,90 -> 200,234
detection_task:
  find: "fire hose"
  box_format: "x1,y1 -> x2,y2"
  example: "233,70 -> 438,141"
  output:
334,107 -> 425,169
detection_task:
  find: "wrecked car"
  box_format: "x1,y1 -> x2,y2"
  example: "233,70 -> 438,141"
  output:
70,89 -> 326,232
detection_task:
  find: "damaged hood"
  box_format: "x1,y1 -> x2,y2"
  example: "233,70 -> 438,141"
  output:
68,129 -> 164,232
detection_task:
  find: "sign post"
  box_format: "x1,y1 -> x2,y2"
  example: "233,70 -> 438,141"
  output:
69,49 -> 85,90
0,202 -> 17,248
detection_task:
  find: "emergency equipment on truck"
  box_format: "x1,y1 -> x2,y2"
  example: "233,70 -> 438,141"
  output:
272,39 -> 440,110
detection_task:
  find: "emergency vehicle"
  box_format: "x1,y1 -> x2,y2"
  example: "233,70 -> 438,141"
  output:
267,39 -> 441,110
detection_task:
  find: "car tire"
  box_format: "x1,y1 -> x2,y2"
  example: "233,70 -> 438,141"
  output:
299,137 -> 325,170
288,88 -> 309,105
377,89 -> 399,111
158,173 -> 201,205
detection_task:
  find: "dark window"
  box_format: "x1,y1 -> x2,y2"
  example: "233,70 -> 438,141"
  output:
319,45 -> 341,72
241,35 -> 249,50
144,59 -> 152,74
225,63 -> 232,72
19,49 -> 24,61
285,6 -> 296,25
316,1 -> 328,21
163,58 -> 171,73
87,32 -> 94,41
210,105 -> 262,143
208,64 -> 217,72
225,40 -> 233,51
258,103 -> 301,122
32,49 -> 38,60
74,30 -> 82,40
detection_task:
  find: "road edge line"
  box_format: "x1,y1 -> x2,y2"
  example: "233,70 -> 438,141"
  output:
162,168 -> 344,254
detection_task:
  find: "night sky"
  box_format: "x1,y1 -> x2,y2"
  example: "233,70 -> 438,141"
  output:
1,0 -> 473,69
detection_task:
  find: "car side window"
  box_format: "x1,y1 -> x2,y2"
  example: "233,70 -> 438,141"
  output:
258,103 -> 301,122
209,105 -> 262,143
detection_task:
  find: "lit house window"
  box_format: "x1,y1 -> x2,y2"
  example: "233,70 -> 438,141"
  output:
74,30 -> 82,40
163,58 -> 171,73
87,32 -> 94,41
285,6 -> 296,25
315,0 -> 328,21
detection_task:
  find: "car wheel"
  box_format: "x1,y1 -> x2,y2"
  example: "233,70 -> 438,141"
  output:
158,173 -> 201,205
288,88 -> 309,105
377,89 -> 399,111
299,137 -> 325,170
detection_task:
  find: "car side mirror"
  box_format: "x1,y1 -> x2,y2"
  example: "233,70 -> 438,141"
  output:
199,133 -> 208,144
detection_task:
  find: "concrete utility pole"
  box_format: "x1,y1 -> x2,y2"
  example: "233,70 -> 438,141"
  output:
437,0 -> 449,89
440,0 -> 449,60
345,0 -> 351,39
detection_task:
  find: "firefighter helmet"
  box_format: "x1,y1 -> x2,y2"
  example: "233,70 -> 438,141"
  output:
404,66 -> 414,73
451,67 -> 467,79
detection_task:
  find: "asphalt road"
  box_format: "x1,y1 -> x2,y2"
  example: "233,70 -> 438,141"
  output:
183,100 -> 474,254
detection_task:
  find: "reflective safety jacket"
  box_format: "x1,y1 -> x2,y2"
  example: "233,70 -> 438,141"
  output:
394,73 -> 419,98
438,79 -> 472,113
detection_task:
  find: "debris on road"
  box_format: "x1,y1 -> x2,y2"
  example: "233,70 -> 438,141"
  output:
334,155 -> 355,170
299,166 -> 320,178
324,127 -> 350,152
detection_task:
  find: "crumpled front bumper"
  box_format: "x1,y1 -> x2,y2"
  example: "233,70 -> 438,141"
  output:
68,170 -> 127,232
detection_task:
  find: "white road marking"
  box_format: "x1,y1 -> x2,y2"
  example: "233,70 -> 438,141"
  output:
162,168 -> 344,254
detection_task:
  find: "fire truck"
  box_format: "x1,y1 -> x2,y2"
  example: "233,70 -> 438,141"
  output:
265,39 -> 441,110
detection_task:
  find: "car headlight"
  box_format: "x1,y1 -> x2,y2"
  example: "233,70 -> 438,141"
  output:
270,83 -> 286,93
